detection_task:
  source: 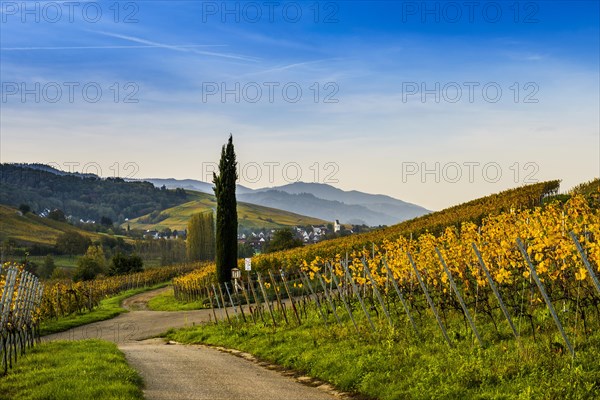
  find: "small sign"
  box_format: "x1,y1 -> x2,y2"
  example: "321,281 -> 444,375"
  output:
244,258 -> 252,271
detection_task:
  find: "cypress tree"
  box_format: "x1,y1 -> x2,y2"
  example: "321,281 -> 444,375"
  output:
213,135 -> 238,283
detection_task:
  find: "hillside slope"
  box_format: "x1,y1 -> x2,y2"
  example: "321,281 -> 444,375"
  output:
238,191 -> 397,226
0,164 -> 188,223
125,191 -> 327,231
0,204 -> 105,247
257,182 -> 430,221
249,180 -> 563,269
137,178 -> 254,195
141,178 -> 430,226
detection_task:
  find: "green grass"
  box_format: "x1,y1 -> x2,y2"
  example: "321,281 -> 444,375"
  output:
147,287 -> 208,311
0,340 -> 143,400
40,255 -> 162,270
29,254 -> 80,269
125,191 -> 326,231
166,306 -> 600,399
140,257 -> 164,268
40,282 -> 169,336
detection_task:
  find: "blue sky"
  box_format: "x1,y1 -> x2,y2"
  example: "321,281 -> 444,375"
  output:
1,1 -> 598,210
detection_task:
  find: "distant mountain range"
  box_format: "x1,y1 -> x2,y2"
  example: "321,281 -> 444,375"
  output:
140,177 -> 254,195
142,178 -> 430,226
0,164 -> 328,245
0,164 -> 430,227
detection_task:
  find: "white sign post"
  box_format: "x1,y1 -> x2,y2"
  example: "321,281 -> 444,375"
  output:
244,258 -> 252,271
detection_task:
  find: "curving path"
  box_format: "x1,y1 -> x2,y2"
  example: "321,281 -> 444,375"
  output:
44,287 -> 339,400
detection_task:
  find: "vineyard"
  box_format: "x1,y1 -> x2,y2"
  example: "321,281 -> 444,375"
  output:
174,193 -> 600,358
246,180 -> 563,271
0,264 -> 43,375
2,180 -> 598,387
173,264 -> 215,303
1,262 -> 199,374
40,263 -> 197,320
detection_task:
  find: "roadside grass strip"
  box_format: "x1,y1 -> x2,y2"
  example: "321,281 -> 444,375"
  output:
0,340 -> 143,400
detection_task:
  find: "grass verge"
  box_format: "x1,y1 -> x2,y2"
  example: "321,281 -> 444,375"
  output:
28,255 -> 79,269
166,309 -> 600,399
40,282 -> 169,336
0,340 -> 143,400
147,287 -> 207,311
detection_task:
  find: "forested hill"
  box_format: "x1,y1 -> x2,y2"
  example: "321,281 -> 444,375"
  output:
0,163 -> 188,223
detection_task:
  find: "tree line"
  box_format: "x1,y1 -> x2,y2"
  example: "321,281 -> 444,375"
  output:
0,163 -> 188,224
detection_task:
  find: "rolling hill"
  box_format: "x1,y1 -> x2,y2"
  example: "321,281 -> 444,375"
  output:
0,204 -> 106,247
239,186 -> 429,226
125,191 -> 328,232
142,178 -> 430,226
237,191 -> 396,226
248,180 -> 567,270
134,178 -> 254,194
0,163 -> 189,224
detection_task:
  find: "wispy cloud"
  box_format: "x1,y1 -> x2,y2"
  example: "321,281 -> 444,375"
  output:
235,59 -> 339,79
1,45 -> 228,51
94,31 -> 260,62
502,51 -> 546,61
257,60 -> 334,74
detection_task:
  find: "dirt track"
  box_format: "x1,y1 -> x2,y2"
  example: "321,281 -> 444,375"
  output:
44,287 -> 339,400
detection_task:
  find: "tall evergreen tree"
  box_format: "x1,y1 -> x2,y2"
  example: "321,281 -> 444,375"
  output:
213,135 -> 238,283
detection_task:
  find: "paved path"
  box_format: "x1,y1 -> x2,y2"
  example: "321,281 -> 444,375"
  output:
44,287 -> 339,400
